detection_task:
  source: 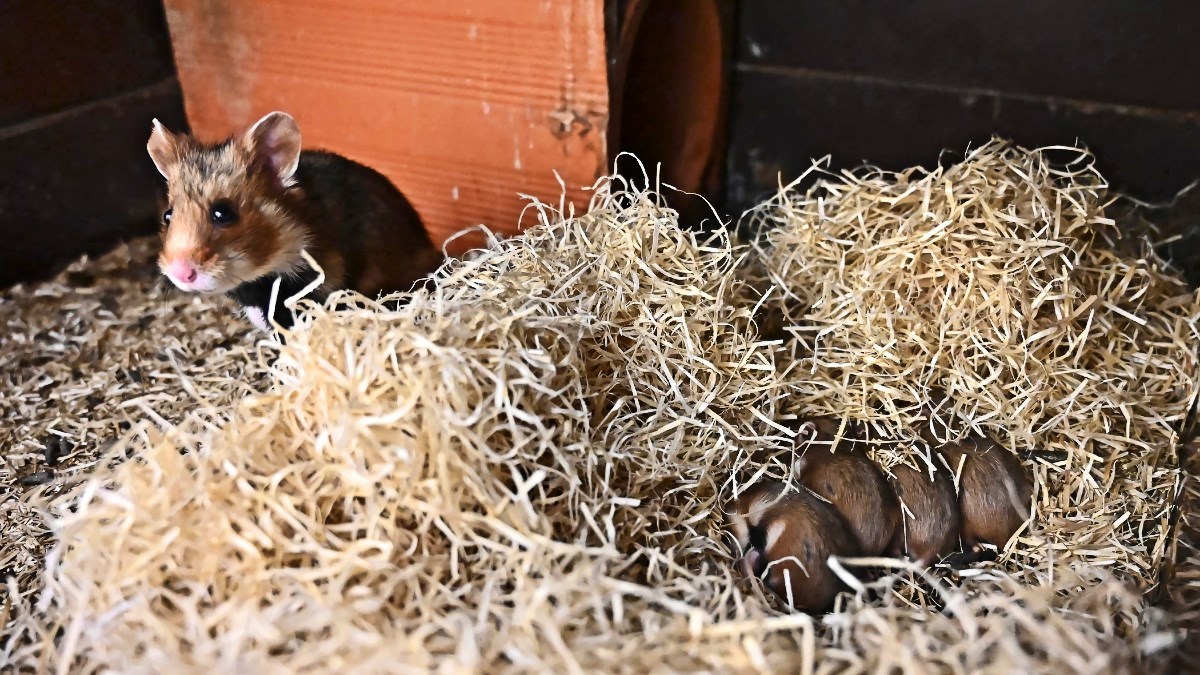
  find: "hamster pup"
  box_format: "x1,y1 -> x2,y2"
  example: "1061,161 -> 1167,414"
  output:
726,481 -> 862,612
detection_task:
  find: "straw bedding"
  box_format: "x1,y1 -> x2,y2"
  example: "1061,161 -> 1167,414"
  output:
1,139 -> 1199,673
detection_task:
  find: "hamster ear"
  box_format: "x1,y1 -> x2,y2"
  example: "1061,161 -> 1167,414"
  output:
243,111 -> 302,186
147,119 -> 179,178
796,421 -> 818,441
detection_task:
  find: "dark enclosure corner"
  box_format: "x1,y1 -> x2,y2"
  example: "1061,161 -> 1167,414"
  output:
4,1 -> 1200,289
606,0 -> 737,235
0,0 -> 186,290
724,0 -> 1200,283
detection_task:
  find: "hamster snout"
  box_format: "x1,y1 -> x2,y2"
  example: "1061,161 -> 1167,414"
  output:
726,481 -> 862,612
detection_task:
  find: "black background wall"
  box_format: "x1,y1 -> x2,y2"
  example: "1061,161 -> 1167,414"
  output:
4,2 -> 1200,289
725,1 -> 1200,223
0,1 -> 186,289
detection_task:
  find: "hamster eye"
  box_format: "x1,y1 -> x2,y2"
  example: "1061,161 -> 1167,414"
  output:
747,523 -> 767,551
162,208 -> 173,225
210,200 -> 239,227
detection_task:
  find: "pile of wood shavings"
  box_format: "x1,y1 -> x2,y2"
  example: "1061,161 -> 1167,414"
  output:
742,138 -> 1200,669
0,140 -> 1197,673
3,178 -> 794,672
0,239 -> 270,669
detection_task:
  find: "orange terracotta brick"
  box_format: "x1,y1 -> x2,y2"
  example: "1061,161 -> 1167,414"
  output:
162,0 -> 609,254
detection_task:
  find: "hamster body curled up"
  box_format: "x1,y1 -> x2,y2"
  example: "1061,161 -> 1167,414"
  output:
795,418 -> 901,556
147,111 -> 445,330
917,398 -> 1035,550
938,438 -> 1034,550
726,481 -> 862,612
884,461 -> 962,565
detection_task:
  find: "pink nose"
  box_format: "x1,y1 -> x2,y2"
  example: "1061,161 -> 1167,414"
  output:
167,259 -> 198,284
740,548 -> 763,577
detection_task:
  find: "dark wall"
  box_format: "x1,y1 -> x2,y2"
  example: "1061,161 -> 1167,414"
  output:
0,1 -> 186,289
726,1 -> 1200,219
8,2 -> 1200,288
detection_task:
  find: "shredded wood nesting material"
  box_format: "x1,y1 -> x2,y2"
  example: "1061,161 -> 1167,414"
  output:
1164,440 -> 1200,671
0,240 -> 268,669
744,140 -> 1198,587
3,179 -> 790,673
1,140 -> 1197,673
740,139 -> 1199,668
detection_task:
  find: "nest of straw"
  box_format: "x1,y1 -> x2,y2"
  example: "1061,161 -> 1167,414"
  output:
2,139 -> 1198,673
0,240 -> 268,659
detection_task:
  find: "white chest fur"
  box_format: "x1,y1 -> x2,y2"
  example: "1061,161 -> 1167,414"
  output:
243,306 -> 270,332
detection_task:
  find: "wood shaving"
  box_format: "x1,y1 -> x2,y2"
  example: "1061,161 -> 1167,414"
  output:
0,140 -> 1196,673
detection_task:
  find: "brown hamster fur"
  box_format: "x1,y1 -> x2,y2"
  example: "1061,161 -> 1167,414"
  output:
939,438 -> 1034,549
916,395 -> 1035,550
794,420 -> 900,556
726,481 -> 861,612
884,461 -> 962,565
147,111 -> 444,330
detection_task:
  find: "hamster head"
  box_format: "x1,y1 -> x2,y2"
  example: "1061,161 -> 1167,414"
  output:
725,482 -> 787,554
147,111 -> 309,294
